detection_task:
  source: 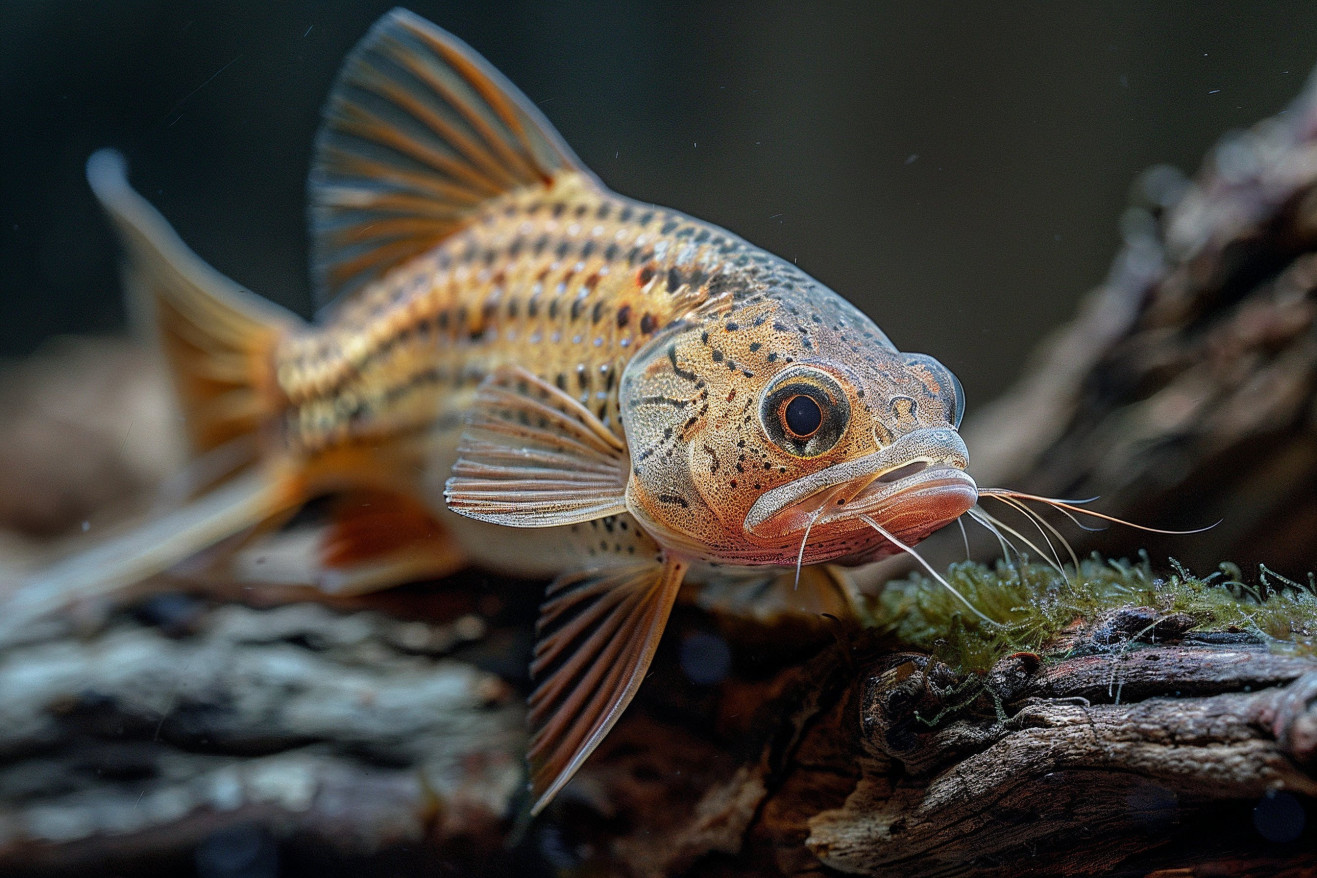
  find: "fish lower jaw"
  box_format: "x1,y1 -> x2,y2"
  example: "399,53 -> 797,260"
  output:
826,465 -> 978,530
745,464 -> 978,543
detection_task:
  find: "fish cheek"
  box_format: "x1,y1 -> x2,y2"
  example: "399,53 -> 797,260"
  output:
619,337 -> 726,553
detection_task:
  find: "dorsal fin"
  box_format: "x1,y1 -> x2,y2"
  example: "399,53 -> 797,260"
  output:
309,8 -> 597,305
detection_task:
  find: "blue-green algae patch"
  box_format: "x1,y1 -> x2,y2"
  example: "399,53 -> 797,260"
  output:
875,555 -> 1317,673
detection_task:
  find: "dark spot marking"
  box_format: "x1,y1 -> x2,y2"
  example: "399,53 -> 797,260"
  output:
725,321 -> 739,331
548,299 -> 559,319
667,267 -> 684,292
570,298 -> 584,320
604,242 -> 619,261
749,341 -> 761,352
580,241 -> 595,259
711,349 -> 724,363
616,305 -> 631,329
552,203 -> 566,218
592,300 -> 605,323
637,264 -> 656,286
555,241 -> 570,259
660,218 -> 679,235
640,313 -> 657,334
657,493 -> 689,508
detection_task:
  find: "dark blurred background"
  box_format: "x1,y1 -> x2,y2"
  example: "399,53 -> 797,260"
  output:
3,1 -> 1317,407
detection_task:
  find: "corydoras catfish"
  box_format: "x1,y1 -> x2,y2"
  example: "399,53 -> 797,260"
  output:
8,9 -> 983,813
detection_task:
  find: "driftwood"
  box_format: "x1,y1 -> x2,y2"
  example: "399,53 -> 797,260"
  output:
5,66 -> 1317,878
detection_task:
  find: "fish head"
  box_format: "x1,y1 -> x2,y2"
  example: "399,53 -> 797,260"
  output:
619,292 -> 977,566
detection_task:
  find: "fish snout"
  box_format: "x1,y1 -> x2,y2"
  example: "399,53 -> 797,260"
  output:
743,428 -> 972,540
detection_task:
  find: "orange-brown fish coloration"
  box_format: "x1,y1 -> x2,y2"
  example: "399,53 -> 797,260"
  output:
6,9 -> 980,813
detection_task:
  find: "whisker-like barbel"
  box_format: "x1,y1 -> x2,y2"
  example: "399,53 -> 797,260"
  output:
978,489 -> 1220,535
861,514 -> 1000,626
983,492 -> 1081,577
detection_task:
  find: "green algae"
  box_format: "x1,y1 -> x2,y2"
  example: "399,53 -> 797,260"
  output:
874,554 -> 1317,673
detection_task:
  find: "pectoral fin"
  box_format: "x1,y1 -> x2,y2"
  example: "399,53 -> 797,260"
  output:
528,554 -> 686,815
444,367 -> 629,527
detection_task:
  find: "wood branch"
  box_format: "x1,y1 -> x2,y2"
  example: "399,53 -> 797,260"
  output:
5,64 -> 1317,878
962,67 -> 1317,576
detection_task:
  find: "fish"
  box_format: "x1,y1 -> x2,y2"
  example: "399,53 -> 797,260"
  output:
6,9 -> 981,814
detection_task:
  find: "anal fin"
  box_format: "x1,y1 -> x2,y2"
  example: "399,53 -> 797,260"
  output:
317,491 -> 465,595
528,554 -> 686,815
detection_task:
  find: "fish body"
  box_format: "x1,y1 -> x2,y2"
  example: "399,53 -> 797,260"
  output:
27,9 -> 976,812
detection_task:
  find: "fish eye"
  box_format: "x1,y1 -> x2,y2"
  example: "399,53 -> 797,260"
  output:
782,395 -> 822,438
759,366 -> 850,457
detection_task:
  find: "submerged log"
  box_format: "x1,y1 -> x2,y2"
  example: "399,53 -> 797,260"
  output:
963,65 -> 1317,577
5,61 -> 1317,878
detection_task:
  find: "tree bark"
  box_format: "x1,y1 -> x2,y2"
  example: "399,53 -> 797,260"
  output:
5,64 -> 1317,878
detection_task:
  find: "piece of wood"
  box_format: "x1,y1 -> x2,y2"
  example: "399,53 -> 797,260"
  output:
961,60 -> 1317,577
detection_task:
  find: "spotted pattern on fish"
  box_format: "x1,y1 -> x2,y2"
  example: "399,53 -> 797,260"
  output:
273,175 -> 879,463
73,8 -> 978,819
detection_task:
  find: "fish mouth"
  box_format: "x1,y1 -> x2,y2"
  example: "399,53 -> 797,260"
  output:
744,428 -> 978,541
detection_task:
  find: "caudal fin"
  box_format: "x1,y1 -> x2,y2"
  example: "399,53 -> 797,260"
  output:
0,154 -> 313,642
87,149 -> 298,459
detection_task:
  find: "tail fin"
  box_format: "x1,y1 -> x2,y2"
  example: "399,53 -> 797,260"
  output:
0,153 -> 312,643
87,149 -> 298,458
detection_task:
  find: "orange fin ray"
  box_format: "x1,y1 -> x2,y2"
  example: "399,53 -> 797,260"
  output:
528,556 -> 686,815
86,149 -> 298,457
445,367 -> 629,528
309,8 -> 596,304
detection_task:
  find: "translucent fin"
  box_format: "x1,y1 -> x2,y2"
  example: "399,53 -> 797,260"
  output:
87,149 -> 298,457
309,8 -> 595,304
528,555 -> 686,815
444,367 -> 629,527
316,490 -> 465,595
0,468 -> 304,644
